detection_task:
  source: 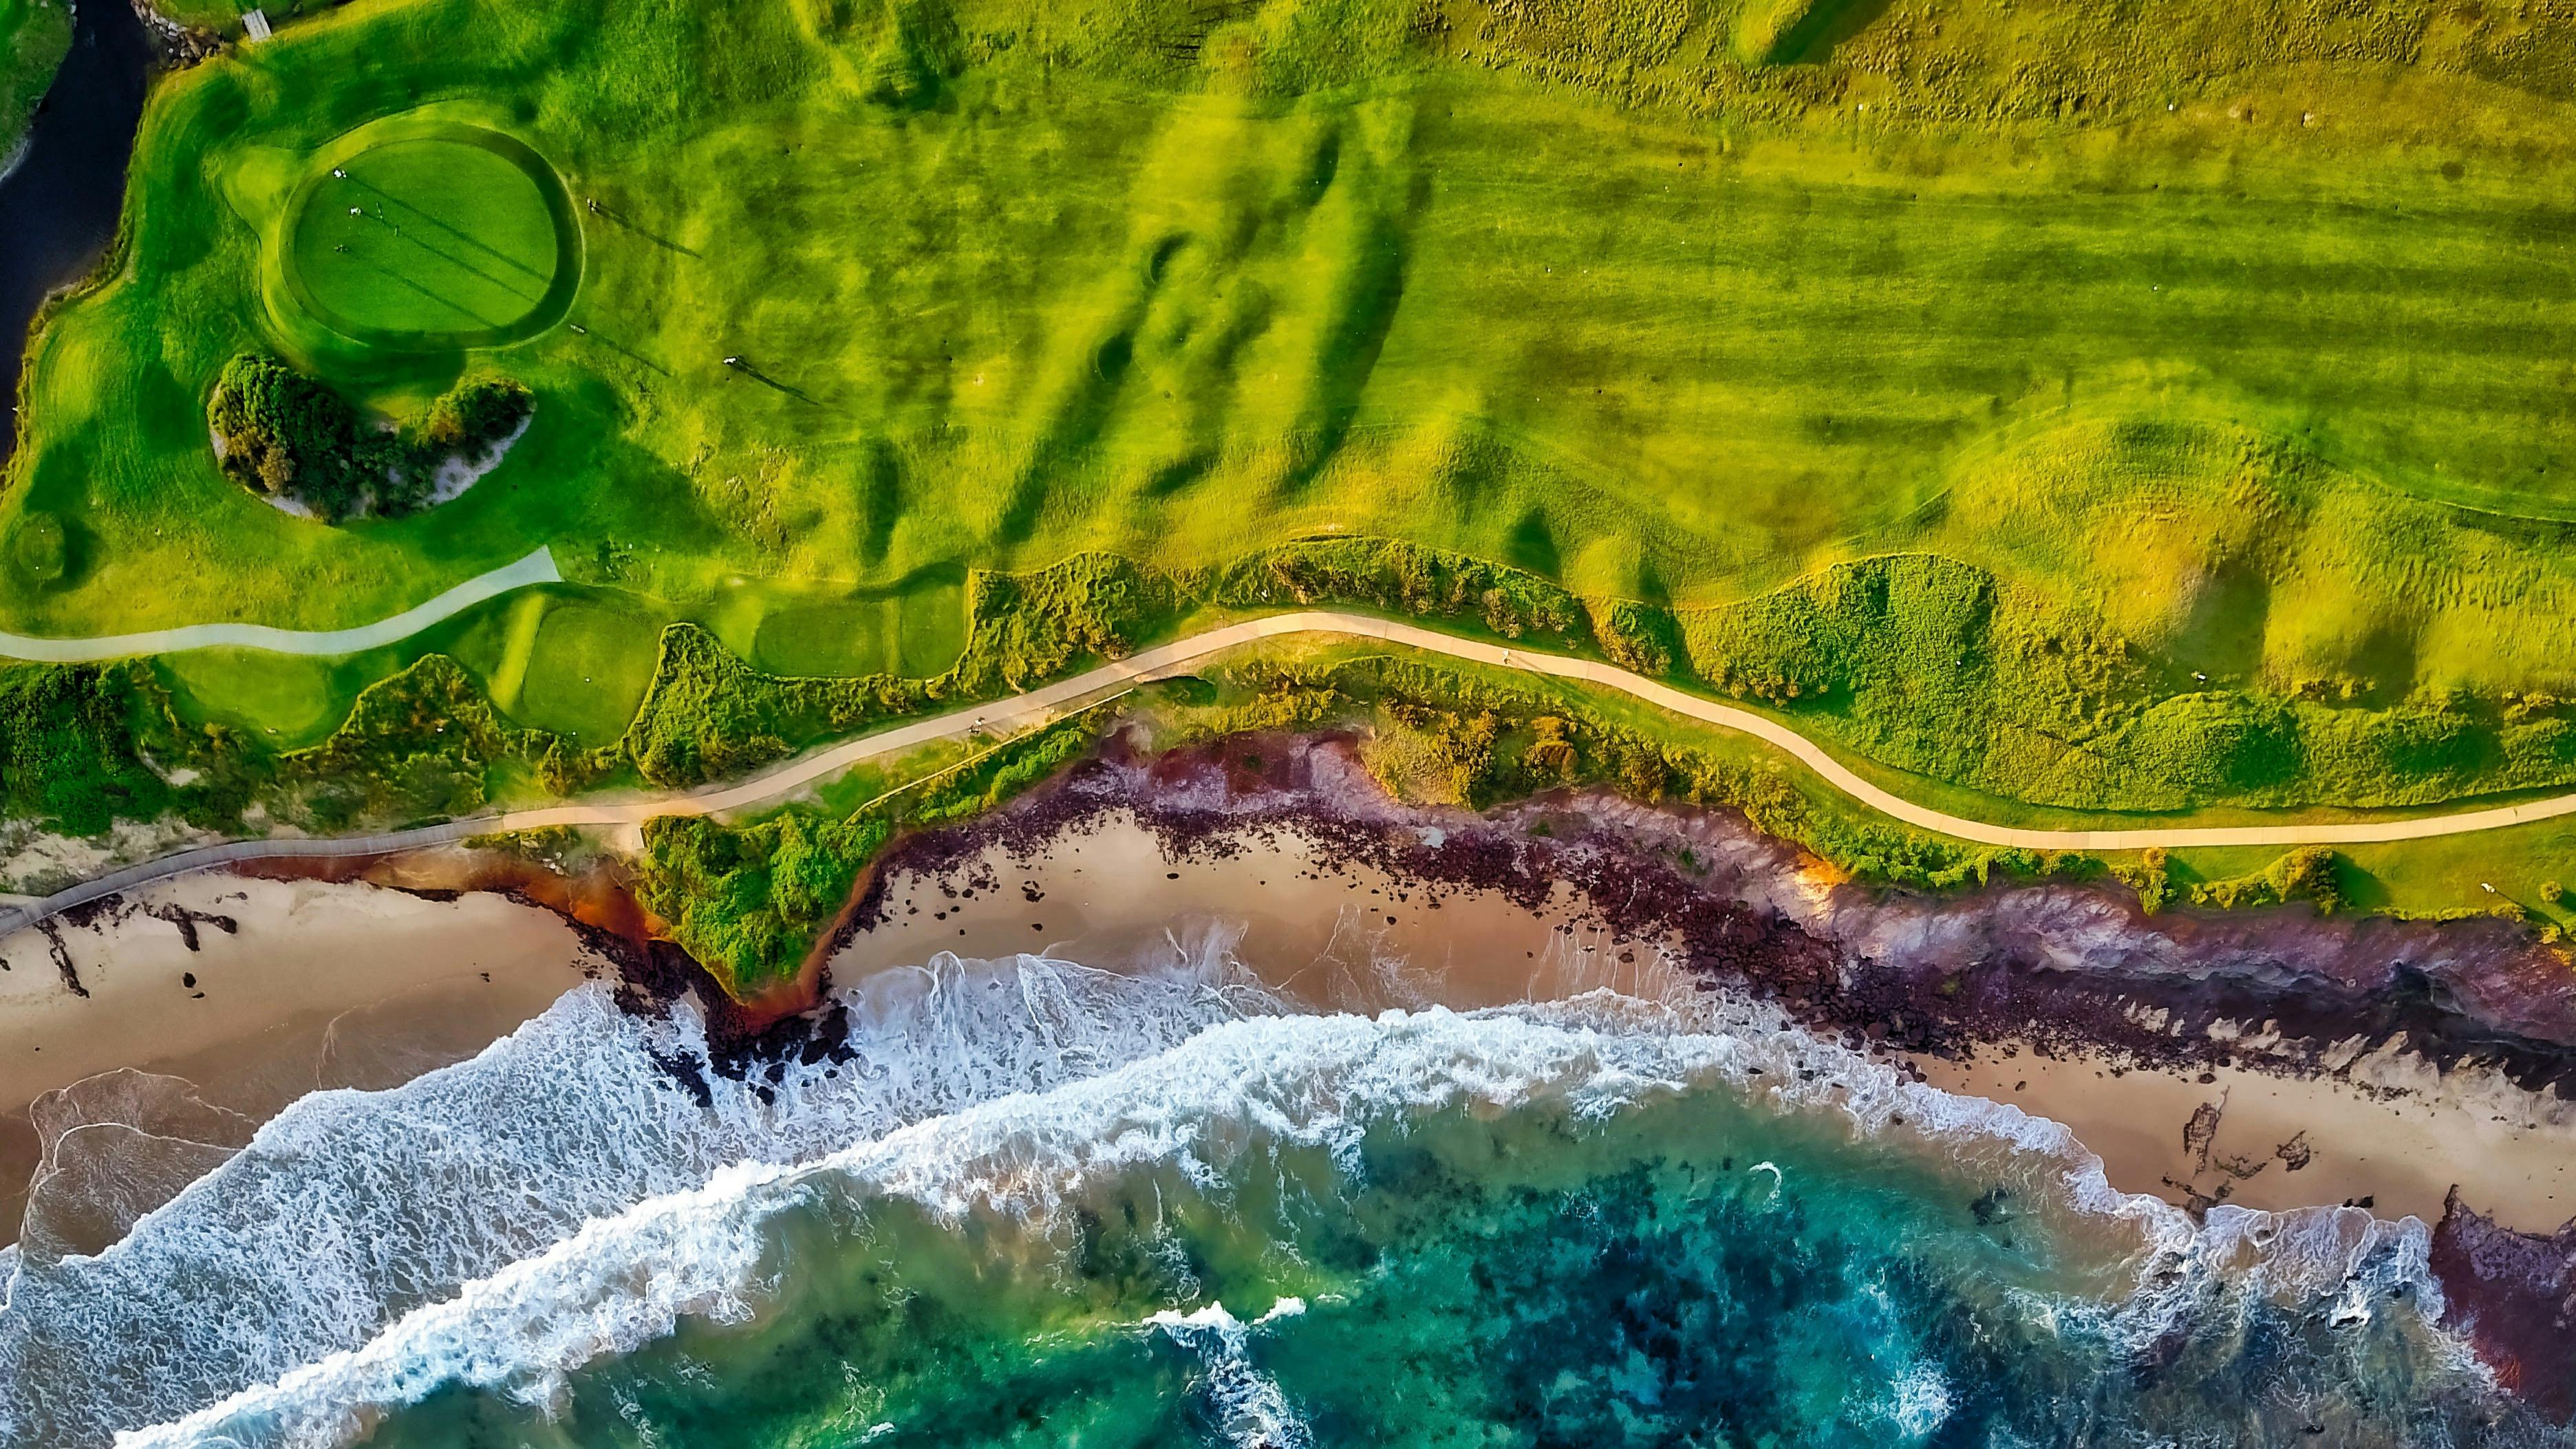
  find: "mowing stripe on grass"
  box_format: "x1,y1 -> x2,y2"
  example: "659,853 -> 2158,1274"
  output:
0,548 -> 561,661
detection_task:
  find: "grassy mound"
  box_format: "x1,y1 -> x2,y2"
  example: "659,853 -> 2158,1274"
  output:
278,120 -> 579,350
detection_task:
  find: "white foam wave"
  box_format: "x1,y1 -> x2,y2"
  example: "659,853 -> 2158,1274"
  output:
119,995 -> 2456,1449
0,947 -> 1265,1449
1145,1300 -> 1311,1449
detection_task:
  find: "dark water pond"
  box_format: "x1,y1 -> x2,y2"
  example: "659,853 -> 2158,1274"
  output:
0,0 -> 155,460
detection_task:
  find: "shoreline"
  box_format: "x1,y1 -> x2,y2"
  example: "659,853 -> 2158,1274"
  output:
0,873 -> 599,1245
837,779 -> 2576,1233
8,733 -> 2575,1238
7,727 -> 2576,1402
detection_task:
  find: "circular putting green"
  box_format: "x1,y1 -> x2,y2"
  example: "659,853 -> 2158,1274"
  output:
279,120 -> 580,350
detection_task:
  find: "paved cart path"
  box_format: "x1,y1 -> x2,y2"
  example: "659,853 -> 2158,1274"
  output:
0,548 -> 561,662
10,608 -> 2576,941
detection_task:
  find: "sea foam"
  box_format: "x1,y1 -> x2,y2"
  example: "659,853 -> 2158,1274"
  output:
116,991 -> 2465,1449
0,943 -> 1265,1449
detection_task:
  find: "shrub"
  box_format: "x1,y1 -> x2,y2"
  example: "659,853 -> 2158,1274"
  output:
0,663 -> 173,835
1214,539 -> 1583,645
207,354 -> 399,521
636,811 -> 892,998
2266,846 -> 2348,914
619,624 -> 928,788
2113,847 -> 2173,914
2191,846 -> 2349,913
1588,599 -> 1682,677
414,376 -> 532,454
207,357 -> 533,521
280,654 -> 580,826
948,553 -> 1183,693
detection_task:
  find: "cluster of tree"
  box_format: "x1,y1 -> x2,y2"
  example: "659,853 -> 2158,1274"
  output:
206,354 -> 530,521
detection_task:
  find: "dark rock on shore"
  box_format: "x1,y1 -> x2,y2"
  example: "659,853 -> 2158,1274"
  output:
2432,1190 -> 2576,1419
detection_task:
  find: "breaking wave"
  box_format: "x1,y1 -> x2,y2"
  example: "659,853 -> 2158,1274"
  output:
0,938 -> 1269,1449
105,991 -> 2539,1448
0,923 -> 2545,1448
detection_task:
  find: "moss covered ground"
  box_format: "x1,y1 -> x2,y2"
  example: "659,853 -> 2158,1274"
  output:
0,0 -> 67,153
11,0 -> 2576,985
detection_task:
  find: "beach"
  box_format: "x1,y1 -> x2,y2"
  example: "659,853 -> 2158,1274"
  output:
7,755 -> 2576,1441
844,807 -> 2576,1232
0,872 -> 595,1243
6,784 -> 2575,1253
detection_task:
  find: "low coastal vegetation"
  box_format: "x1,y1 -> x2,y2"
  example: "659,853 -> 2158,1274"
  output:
0,536 -> 2556,994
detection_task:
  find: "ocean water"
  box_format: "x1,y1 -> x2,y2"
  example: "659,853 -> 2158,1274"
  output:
0,942 -> 2557,1448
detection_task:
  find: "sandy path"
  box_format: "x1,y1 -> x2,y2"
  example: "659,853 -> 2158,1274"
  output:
15,608 -> 2576,941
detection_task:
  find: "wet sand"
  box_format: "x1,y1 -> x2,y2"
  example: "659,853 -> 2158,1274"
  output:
0,873 -> 595,1241
835,813 -> 1691,1012
836,811 -> 2576,1233
3,807 -> 2573,1252
1920,1044 -> 2576,1229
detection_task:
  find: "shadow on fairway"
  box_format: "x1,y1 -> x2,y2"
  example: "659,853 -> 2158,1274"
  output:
728,359 -> 822,406
577,327 -> 672,378
345,175 -> 555,285
586,199 -> 699,258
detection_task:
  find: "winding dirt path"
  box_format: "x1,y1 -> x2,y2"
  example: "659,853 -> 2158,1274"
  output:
8,609 -> 2573,941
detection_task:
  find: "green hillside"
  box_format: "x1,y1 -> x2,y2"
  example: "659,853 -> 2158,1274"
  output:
12,0 -> 2576,969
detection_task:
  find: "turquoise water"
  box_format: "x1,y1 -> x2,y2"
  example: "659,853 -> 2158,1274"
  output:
1,954 -> 2552,1447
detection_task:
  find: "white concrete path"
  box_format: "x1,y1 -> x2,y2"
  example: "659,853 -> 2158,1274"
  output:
0,548 -> 561,662
8,608 -> 2574,941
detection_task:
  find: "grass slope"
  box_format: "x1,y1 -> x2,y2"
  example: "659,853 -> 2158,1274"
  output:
13,0 -> 2576,932
13,0 -> 2576,630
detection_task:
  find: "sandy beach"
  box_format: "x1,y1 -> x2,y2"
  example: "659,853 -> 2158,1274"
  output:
3,797 -> 2574,1253
0,873 -> 596,1243
840,809 -> 2576,1233
834,812 -> 1689,1013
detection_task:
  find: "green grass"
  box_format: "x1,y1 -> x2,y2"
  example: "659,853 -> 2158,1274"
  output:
156,647 -> 346,744
278,118 -> 578,349
290,138 -> 559,337
15,0 -> 2576,631
14,0 -> 2576,914
0,0 -> 67,155
750,574 -> 966,678
515,596 -> 664,742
